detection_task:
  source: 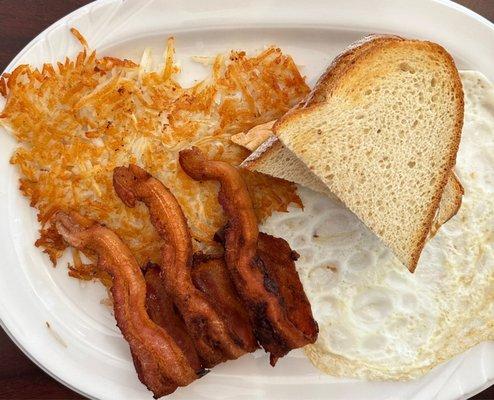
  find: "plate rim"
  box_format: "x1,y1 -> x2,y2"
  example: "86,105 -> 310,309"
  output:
1,1 -> 493,399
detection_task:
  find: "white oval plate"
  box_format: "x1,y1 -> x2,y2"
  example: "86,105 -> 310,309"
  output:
0,0 -> 493,399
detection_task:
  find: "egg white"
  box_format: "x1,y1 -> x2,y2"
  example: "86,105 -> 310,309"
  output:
262,71 -> 494,380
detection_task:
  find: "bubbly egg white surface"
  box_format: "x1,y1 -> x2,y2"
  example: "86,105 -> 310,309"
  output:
262,71 -> 494,380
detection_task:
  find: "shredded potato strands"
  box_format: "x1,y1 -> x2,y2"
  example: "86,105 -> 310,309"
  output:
0,29 -> 307,275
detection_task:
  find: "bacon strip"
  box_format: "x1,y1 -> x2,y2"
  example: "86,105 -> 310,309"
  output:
192,254 -> 257,353
54,211 -> 201,397
113,165 -> 256,367
256,233 -> 319,361
144,263 -> 202,373
179,147 -> 318,365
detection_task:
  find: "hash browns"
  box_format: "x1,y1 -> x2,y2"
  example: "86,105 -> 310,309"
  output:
0,29 -> 308,271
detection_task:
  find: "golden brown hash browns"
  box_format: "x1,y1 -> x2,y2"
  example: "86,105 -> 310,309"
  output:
0,30 -> 308,272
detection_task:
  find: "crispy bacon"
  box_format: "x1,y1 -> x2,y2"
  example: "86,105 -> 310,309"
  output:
192,253 -> 257,353
256,233 -> 319,361
179,147 -> 318,365
113,165 -> 256,367
144,263 -> 202,373
54,211 -> 201,397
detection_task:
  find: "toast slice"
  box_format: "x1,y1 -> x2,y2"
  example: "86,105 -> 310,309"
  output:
233,122 -> 463,233
236,35 -> 464,271
274,35 -> 464,271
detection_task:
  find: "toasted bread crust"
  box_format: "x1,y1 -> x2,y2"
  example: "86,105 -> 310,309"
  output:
274,36 -> 464,272
446,173 -> 465,222
304,35 -> 404,107
242,136 -> 282,169
429,172 -> 464,238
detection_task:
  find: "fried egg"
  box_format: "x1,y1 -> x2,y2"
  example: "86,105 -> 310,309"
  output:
262,71 -> 494,380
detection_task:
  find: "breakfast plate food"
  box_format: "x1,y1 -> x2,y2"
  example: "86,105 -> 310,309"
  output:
0,0 -> 493,399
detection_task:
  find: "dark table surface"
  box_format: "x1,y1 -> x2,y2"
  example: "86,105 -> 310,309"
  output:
0,0 -> 493,399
